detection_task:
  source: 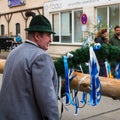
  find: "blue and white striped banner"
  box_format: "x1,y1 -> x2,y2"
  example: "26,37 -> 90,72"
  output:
89,47 -> 102,106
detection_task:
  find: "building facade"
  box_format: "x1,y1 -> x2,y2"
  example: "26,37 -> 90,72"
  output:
0,0 -> 120,58
0,0 -> 49,40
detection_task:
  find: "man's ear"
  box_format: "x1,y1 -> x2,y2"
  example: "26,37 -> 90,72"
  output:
34,32 -> 40,42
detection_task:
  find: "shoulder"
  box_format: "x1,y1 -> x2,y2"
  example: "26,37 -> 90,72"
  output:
110,34 -> 117,41
35,53 -> 52,64
94,36 -> 103,43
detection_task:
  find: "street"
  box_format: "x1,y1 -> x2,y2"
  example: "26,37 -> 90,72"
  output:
0,74 -> 120,120
60,94 -> 120,120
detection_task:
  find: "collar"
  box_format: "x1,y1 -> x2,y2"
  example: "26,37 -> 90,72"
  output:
25,39 -> 38,47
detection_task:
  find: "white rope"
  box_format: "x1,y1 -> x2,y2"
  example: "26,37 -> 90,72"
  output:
77,75 -> 89,108
78,75 -> 89,91
58,76 -> 62,99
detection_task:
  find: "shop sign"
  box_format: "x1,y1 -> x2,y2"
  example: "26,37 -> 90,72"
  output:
8,0 -> 25,7
44,0 -> 119,12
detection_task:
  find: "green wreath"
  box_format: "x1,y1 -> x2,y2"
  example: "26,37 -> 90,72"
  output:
54,44 -> 120,77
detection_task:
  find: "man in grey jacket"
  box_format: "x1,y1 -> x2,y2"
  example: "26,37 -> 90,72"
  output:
0,13 -> 59,120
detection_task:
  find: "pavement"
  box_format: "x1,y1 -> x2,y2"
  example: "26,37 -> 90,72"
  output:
60,94 -> 120,120
0,51 -> 10,59
0,51 -> 120,120
0,73 -> 120,120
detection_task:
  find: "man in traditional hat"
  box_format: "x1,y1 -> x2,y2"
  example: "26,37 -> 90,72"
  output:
0,14 -> 59,120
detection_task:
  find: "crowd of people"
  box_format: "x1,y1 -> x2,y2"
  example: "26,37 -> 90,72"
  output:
94,25 -> 120,77
94,25 -> 120,47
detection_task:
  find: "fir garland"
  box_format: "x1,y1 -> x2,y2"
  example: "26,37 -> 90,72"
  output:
54,44 -> 120,77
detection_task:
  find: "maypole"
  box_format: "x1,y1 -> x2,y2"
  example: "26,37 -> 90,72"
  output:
0,58 -> 120,99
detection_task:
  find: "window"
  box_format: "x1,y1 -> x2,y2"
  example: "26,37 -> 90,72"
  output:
97,5 -> 120,31
61,12 -> 72,43
1,24 -> 5,36
52,10 -> 83,44
97,7 -> 107,29
74,11 -> 83,42
109,5 -> 119,29
16,23 -> 20,36
52,13 -> 59,42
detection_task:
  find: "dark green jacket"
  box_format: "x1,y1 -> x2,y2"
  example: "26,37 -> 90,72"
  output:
110,34 -> 120,47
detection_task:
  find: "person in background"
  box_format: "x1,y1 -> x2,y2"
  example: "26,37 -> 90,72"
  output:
110,25 -> 120,47
94,28 -> 109,77
0,12 -> 59,120
110,25 -> 120,78
94,28 -> 109,44
15,33 -> 22,45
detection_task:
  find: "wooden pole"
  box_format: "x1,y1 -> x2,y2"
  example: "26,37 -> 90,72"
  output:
0,59 -> 120,99
0,59 -> 6,73
71,71 -> 120,99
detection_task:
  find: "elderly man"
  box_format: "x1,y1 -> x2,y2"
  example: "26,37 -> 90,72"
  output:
0,13 -> 59,120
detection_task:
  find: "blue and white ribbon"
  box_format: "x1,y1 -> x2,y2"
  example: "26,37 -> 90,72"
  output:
97,16 -> 101,24
80,92 -> 87,104
82,36 -> 90,48
78,75 -> 88,104
63,55 -> 80,115
63,56 -> 75,105
97,16 -> 102,28
89,47 -> 102,106
115,63 -> 120,79
104,60 -> 113,78
73,90 -> 79,115
63,56 -> 70,104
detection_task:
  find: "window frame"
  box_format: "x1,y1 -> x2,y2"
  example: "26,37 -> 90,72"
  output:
51,9 -> 83,45
1,24 -> 5,36
16,23 -> 21,36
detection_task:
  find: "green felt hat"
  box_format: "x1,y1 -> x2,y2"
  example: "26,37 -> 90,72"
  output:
25,14 -> 55,34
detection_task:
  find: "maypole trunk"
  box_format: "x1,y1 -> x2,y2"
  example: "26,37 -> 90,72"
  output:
0,59 -> 6,73
0,59 -> 120,99
71,71 -> 120,99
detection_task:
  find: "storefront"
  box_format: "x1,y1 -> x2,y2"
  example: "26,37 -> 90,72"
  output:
0,0 -> 120,58
44,0 -> 120,58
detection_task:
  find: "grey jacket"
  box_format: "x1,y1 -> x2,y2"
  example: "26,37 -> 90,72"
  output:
0,41 -> 59,120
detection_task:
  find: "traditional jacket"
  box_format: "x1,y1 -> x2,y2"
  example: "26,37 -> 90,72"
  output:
0,40 -> 59,120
